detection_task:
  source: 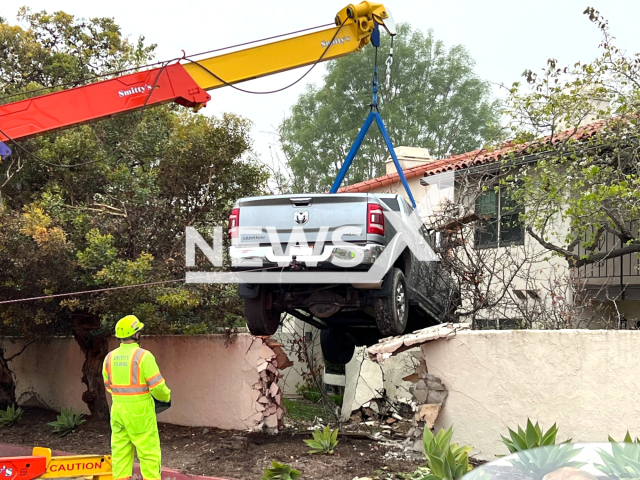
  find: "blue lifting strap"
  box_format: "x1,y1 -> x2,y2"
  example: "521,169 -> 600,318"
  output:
0,141 -> 11,160
328,25 -> 416,208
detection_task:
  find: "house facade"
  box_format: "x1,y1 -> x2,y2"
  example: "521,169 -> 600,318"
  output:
338,142 -> 640,330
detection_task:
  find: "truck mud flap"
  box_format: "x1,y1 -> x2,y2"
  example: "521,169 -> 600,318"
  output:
239,283 -> 260,299
369,271 -> 393,298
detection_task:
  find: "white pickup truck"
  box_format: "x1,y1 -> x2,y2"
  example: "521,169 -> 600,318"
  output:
228,192 -> 459,364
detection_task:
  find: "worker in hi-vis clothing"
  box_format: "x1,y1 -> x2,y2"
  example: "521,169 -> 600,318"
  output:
103,315 -> 171,480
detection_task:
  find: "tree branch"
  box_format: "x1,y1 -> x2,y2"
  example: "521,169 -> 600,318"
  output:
6,340 -> 36,362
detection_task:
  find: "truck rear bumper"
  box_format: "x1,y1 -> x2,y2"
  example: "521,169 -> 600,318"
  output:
229,243 -> 384,269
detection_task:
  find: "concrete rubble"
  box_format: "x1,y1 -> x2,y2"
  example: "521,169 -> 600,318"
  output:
245,337 -> 293,433
341,324 -> 469,454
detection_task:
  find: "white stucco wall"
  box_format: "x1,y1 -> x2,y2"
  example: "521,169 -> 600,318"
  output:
4,334 -> 285,430
419,329 -> 640,459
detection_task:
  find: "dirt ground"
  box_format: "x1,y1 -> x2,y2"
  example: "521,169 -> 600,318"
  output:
0,408 -> 425,480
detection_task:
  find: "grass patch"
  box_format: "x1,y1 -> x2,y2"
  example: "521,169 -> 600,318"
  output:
283,397 -> 333,421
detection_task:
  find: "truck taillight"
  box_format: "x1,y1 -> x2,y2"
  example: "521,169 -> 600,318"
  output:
367,203 -> 384,235
228,208 -> 240,238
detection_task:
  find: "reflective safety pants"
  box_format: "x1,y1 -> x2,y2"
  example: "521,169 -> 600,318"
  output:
110,396 -> 161,480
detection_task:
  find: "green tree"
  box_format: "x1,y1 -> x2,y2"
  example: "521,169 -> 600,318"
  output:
0,8 -> 154,95
0,11 -> 269,416
504,7 -> 640,268
279,23 -> 499,193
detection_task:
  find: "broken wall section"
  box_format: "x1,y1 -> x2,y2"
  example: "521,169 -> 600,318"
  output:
340,324 -> 471,454
341,347 -> 418,421
252,338 -> 293,432
342,347 -> 449,452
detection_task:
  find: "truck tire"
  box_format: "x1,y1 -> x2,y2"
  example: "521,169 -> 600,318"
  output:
320,329 -> 356,365
374,268 -> 409,336
347,327 -> 382,347
244,288 -> 281,335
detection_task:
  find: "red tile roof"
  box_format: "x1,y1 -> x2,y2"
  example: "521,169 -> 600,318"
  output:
337,121 -> 605,193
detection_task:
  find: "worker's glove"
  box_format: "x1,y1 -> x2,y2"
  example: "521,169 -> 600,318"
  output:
154,398 -> 171,415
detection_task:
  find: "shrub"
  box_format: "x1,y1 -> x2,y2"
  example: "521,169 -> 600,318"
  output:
48,407 -> 86,436
329,393 -> 343,407
0,404 -> 23,427
303,425 -> 339,454
261,461 -> 301,480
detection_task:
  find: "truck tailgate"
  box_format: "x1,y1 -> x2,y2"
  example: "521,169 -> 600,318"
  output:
236,193 -> 370,245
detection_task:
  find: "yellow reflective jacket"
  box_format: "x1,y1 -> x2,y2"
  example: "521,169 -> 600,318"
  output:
102,343 -> 171,403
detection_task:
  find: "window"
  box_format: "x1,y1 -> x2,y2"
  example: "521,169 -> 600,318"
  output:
475,319 -> 497,330
498,318 -> 522,330
475,318 -> 522,330
475,187 -> 524,248
380,198 -> 400,212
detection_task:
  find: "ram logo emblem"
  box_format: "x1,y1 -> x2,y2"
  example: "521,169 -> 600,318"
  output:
294,211 -> 309,225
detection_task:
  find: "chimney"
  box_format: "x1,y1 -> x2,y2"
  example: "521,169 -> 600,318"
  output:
555,84 -> 611,131
386,146 -> 433,175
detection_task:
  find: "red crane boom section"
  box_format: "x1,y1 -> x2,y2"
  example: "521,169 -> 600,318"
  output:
0,64 -> 210,142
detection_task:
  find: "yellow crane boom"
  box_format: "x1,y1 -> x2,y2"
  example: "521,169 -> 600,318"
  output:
184,2 -> 395,91
0,2 -> 395,147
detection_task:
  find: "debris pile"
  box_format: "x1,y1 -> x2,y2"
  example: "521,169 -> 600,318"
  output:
402,355 -> 448,452
338,324 -> 468,453
348,398 -> 407,425
251,339 -> 293,433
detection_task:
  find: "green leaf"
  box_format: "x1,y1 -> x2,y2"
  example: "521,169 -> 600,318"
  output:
509,428 -> 528,452
426,454 -> 445,478
525,419 -> 539,448
541,424 -> 558,445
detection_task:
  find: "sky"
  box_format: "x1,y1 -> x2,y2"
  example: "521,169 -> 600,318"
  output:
3,0 -> 640,164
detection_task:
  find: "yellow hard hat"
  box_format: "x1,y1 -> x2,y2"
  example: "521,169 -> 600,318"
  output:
115,315 -> 144,339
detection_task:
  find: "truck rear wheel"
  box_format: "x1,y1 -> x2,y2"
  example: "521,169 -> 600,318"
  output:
244,288 -> 281,336
320,328 -> 356,365
374,268 -> 409,336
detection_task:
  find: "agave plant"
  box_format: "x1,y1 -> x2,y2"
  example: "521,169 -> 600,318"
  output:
423,427 -> 472,464
608,431 -> 640,444
595,434 -> 640,479
303,425 -> 339,454
501,419 -> 564,453
508,444 -> 585,480
415,427 -> 472,480
261,461 -> 301,480
501,420 -> 583,480
48,407 -> 86,436
0,404 -> 23,427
